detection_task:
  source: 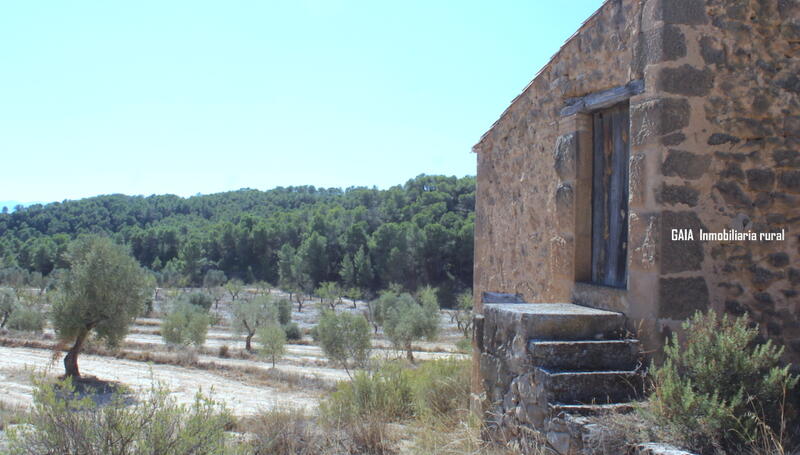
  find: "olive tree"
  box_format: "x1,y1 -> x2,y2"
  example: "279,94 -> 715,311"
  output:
52,236 -> 152,377
382,287 -> 439,362
162,302 -> 211,347
366,290 -> 398,334
224,279 -> 244,302
257,323 -> 286,368
231,295 -> 278,352
315,310 -> 371,377
203,270 -> 227,308
454,290 -> 474,338
0,288 -> 17,328
316,281 -> 343,311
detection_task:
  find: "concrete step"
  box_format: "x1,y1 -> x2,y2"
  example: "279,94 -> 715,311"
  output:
483,303 -> 626,347
528,339 -> 642,371
548,402 -> 635,417
536,367 -> 644,404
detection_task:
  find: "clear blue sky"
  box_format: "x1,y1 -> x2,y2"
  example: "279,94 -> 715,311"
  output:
0,1 -> 604,203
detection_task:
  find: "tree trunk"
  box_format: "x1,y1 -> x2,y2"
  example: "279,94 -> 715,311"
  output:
64,328 -> 89,378
406,343 -> 414,363
245,333 -> 254,352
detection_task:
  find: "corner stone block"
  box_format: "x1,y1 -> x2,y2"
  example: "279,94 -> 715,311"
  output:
658,276 -> 709,319
631,98 -> 690,146
746,168 -> 776,192
630,153 -> 647,206
661,149 -> 710,180
629,212 -> 659,271
657,65 -> 714,97
554,133 -> 577,180
778,170 -> 800,193
555,183 -> 574,227
660,211 -> 705,273
657,183 -> 699,207
656,0 -> 709,25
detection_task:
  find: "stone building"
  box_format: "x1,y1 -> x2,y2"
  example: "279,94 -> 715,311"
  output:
472,0 -> 798,447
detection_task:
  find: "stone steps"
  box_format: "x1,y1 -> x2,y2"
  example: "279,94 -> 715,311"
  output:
480,302 -> 645,431
536,367 -> 645,404
528,339 -> 642,371
548,402 -> 635,417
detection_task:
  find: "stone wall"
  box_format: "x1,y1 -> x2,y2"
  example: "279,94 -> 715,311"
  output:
474,0 -> 644,304
648,0 -> 800,358
473,0 -> 800,400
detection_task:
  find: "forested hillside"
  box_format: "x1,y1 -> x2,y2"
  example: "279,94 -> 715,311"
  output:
0,174 -> 474,305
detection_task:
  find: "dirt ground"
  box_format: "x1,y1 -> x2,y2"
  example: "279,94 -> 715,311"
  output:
0,288 -> 469,417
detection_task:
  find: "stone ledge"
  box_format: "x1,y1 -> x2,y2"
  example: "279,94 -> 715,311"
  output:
484,303 -> 626,346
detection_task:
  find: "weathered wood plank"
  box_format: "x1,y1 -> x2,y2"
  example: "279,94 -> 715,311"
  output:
560,80 -> 644,117
590,102 -> 630,288
591,111 -> 606,284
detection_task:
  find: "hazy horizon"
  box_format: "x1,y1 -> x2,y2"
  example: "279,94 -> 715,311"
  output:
0,171 -> 476,210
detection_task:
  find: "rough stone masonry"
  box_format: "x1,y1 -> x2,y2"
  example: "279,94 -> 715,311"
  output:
471,0 -> 799,439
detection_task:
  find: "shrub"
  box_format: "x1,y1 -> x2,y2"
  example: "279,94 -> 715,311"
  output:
276,298 -> 292,325
183,292 -> 213,311
321,358 -> 470,424
244,407 -> 394,455
412,357 -> 471,418
7,377 -> 236,454
321,362 -> 414,424
283,322 -> 301,341
7,305 -> 46,332
246,407 -> 323,454
258,323 -> 286,368
218,344 -> 230,358
161,302 -> 211,347
316,310 -> 372,376
455,337 -> 472,353
642,310 -> 799,454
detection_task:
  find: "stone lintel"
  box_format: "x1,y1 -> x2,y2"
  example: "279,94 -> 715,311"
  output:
561,80 -> 645,117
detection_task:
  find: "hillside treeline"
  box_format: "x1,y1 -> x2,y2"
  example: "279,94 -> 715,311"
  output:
0,175 -> 474,305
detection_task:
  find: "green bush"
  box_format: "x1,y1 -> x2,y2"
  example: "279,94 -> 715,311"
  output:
7,305 -> 45,332
7,378 -> 236,454
283,322 -> 301,341
320,358 -> 470,425
321,362 -> 414,424
276,298 -> 292,325
643,310 -> 798,454
412,357 -> 471,418
183,292 -> 213,311
162,302 -> 211,347
245,407 -> 394,455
